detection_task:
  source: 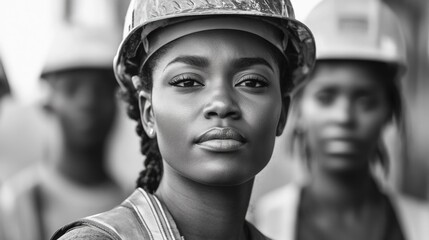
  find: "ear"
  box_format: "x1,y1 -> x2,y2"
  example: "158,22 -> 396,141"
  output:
276,95 -> 290,136
42,101 -> 54,114
135,78 -> 156,139
40,80 -> 56,114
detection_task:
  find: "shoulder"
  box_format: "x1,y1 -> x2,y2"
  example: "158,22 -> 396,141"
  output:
55,226 -> 114,240
0,167 -> 43,240
0,166 -> 40,198
252,184 -> 302,240
51,205 -> 136,240
0,166 -> 40,217
52,189 -> 182,240
255,183 -> 301,214
246,221 -> 272,240
389,192 -> 429,218
388,193 -> 429,240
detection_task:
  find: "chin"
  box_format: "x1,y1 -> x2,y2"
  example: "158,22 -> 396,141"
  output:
191,164 -> 258,187
323,155 -> 369,174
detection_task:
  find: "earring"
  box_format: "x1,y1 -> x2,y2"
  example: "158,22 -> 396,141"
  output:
276,122 -> 285,136
148,128 -> 155,138
131,76 -> 143,90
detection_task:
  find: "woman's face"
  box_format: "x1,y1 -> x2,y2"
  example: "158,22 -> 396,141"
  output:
49,69 -> 117,149
144,30 -> 285,186
299,61 -> 391,172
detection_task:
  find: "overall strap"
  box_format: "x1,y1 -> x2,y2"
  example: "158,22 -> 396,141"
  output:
51,189 -> 182,240
120,188 -> 182,240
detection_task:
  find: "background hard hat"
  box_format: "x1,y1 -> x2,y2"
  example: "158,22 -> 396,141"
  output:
41,24 -> 121,77
304,0 -> 407,70
114,0 -> 316,92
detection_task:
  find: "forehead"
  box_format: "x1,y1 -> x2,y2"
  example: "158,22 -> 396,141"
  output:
157,30 -> 280,63
49,69 -> 116,89
308,61 -> 385,90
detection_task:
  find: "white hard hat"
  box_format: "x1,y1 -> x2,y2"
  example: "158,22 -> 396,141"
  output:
304,0 -> 407,72
114,0 -> 316,93
41,24 -> 121,77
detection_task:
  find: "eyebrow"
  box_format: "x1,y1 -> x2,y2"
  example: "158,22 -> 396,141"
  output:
231,57 -> 274,71
165,56 -> 209,70
164,56 -> 273,71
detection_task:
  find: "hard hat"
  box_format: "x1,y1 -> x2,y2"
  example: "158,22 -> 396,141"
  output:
41,24 -> 121,78
114,0 -> 316,92
304,0 -> 407,71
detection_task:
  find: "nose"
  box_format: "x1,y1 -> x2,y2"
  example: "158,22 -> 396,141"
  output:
76,86 -> 98,111
331,98 -> 355,127
203,85 -> 241,120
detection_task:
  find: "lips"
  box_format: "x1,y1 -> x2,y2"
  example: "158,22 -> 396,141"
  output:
195,127 -> 247,152
324,137 -> 362,155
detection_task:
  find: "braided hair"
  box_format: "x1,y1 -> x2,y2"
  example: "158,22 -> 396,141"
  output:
118,47 -> 167,194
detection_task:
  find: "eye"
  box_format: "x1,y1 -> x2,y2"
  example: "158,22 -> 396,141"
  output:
356,95 -> 378,110
316,90 -> 335,105
59,80 -> 79,97
235,75 -> 268,88
169,74 -> 204,88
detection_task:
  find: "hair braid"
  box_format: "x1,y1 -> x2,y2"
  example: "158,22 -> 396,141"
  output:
118,68 -> 163,193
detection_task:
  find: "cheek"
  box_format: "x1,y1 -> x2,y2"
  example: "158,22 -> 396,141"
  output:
299,98 -> 324,136
243,95 -> 282,161
357,110 -> 389,140
248,104 -> 279,142
151,95 -> 195,162
53,96 -> 73,120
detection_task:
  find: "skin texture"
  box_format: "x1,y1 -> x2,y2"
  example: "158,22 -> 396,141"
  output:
138,30 -> 287,240
296,61 -> 395,240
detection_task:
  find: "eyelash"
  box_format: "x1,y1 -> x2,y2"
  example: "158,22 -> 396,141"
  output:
316,92 -> 335,105
235,75 -> 269,88
168,74 -> 269,89
168,74 -> 204,88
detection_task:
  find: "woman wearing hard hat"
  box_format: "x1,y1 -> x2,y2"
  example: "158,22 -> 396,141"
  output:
51,0 -> 315,239
254,0 -> 429,240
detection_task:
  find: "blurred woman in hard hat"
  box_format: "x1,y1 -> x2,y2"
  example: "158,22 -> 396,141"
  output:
254,0 -> 429,239
0,25 -> 126,240
50,0 -> 316,239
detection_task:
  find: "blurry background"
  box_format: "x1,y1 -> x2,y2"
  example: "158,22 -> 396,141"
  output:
0,0 -> 140,193
252,0 -> 429,203
0,0 -> 428,202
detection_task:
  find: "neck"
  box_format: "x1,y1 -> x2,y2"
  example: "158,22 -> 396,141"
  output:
155,163 -> 253,240
305,164 -> 378,210
55,141 -> 111,186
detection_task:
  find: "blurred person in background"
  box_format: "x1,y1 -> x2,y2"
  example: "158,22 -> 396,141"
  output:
0,23 -> 126,240
254,0 -> 429,239
0,55 -> 11,101
0,53 -> 17,181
